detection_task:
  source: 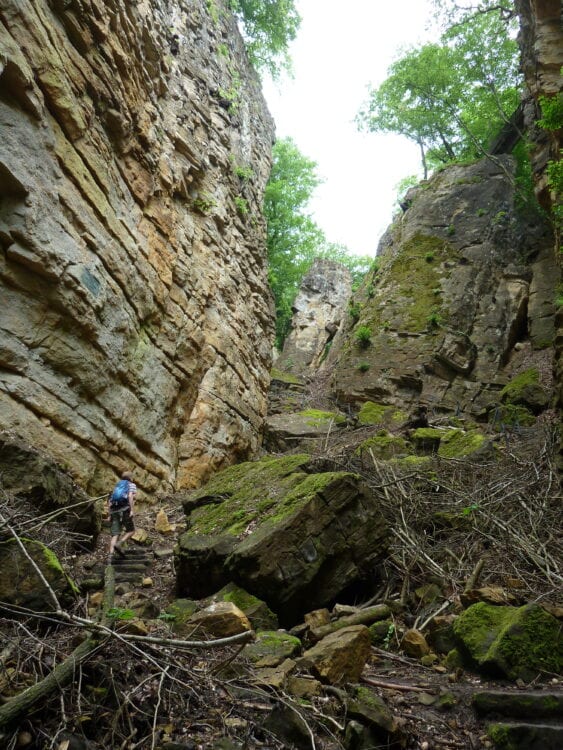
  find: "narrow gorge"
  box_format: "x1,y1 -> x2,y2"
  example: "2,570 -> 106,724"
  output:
0,2 -> 561,749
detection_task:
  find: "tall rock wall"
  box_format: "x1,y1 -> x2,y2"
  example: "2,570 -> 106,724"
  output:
275,259 -> 352,376
515,0 -> 562,476
0,0 -> 275,494
325,156 -> 555,416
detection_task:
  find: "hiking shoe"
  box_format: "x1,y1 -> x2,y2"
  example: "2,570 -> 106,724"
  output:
113,544 -> 126,557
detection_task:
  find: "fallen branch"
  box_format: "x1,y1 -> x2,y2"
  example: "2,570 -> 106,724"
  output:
310,604 -> 390,641
361,676 -> 435,694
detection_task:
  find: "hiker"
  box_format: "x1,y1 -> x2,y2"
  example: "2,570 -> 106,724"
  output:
108,470 -> 137,558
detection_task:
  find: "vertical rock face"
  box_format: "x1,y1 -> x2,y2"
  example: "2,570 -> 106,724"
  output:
275,259 -> 352,376
515,0 -> 563,478
326,156 -> 554,415
0,0 -> 275,494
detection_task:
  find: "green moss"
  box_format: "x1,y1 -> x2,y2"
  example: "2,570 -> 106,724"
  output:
500,368 -> 539,401
391,455 -> 431,469
267,471 -> 351,525
489,404 -> 536,429
358,401 -> 406,426
270,367 -> 303,385
438,429 -> 486,458
367,233 -> 454,333
355,433 -> 408,460
298,409 -> 346,426
43,545 -> 64,574
453,603 -> 562,680
184,455 -> 355,538
244,630 -> 301,665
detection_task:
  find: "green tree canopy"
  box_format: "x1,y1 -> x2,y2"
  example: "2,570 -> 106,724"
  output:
357,8 -> 520,177
230,0 -> 301,78
265,138 -> 372,347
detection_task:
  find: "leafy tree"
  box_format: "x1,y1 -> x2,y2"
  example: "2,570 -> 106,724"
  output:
229,0 -> 301,78
265,138 -> 372,347
357,9 -> 520,177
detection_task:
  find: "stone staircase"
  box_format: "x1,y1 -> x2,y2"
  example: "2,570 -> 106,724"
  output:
473,689 -> 563,750
110,546 -> 153,586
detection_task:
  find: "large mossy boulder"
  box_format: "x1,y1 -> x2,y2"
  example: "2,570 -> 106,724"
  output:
0,538 -> 78,613
175,455 -> 389,625
452,602 -> 562,680
500,368 -> 550,415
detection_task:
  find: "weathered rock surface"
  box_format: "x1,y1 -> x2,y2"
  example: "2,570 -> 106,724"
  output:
325,157 -> 555,419
187,601 -> 251,638
301,624 -> 371,684
0,431 -> 99,542
0,0 -> 275,495
275,258 -> 352,375
515,0 -> 563,481
452,602 -> 562,680
175,454 -> 389,624
264,408 -> 348,451
0,539 -> 77,612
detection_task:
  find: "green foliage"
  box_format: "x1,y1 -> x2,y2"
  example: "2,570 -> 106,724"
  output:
217,42 -> 229,58
546,154 -> 563,229
348,300 -> 361,322
218,70 -> 242,113
229,0 -> 301,78
425,251 -> 435,262
233,163 -> 254,181
355,325 -> 372,348
427,310 -> 443,329
193,192 -> 216,213
358,8 -> 520,176
107,607 -> 136,621
537,93 -> 563,131
265,138 -> 372,348
357,361 -> 370,372
234,196 -> 249,215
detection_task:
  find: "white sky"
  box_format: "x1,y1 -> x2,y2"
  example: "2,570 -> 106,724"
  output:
262,0 -> 437,257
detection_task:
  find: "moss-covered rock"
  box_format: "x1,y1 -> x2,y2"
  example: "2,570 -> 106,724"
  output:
411,427 -> 445,453
210,583 -> 278,631
348,684 -> 398,734
176,455 -> 389,625
243,630 -> 302,667
489,404 -> 536,429
500,368 -> 549,414
355,432 -> 409,460
270,368 -> 304,386
264,411 -> 347,451
452,602 -> 562,680
0,538 -> 78,612
165,598 -> 200,635
437,429 -> 487,458
357,401 -> 406,426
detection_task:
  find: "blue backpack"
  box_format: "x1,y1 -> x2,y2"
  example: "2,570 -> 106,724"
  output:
110,479 -> 130,509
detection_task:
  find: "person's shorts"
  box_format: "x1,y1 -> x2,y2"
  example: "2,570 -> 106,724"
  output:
110,508 -> 135,536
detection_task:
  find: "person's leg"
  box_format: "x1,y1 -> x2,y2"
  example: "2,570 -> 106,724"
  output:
109,512 -> 125,555
117,510 -> 135,550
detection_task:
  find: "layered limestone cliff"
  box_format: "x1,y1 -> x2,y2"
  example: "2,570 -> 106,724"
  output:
324,156 -> 555,416
515,0 -> 562,475
275,258 -> 352,376
0,0 -> 275,494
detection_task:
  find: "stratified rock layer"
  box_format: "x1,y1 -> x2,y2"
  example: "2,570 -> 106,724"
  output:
327,157 -> 555,416
0,0 -> 275,495
175,454 -> 389,625
516,0 -> 563,480
275,259 -> 352,375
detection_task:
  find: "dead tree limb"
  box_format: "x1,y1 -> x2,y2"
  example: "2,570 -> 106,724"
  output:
310,604 -> 390,641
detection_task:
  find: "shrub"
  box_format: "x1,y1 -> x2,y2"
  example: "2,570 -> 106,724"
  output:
357,361 -> 370,372
355,325 -> 372,348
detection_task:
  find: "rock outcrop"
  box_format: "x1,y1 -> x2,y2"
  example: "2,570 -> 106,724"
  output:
515,0 -> 563,479
275,258 -> 352,375
175,454 -> 389,625
324,156 -> 555,417
0,0 -> 275,495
